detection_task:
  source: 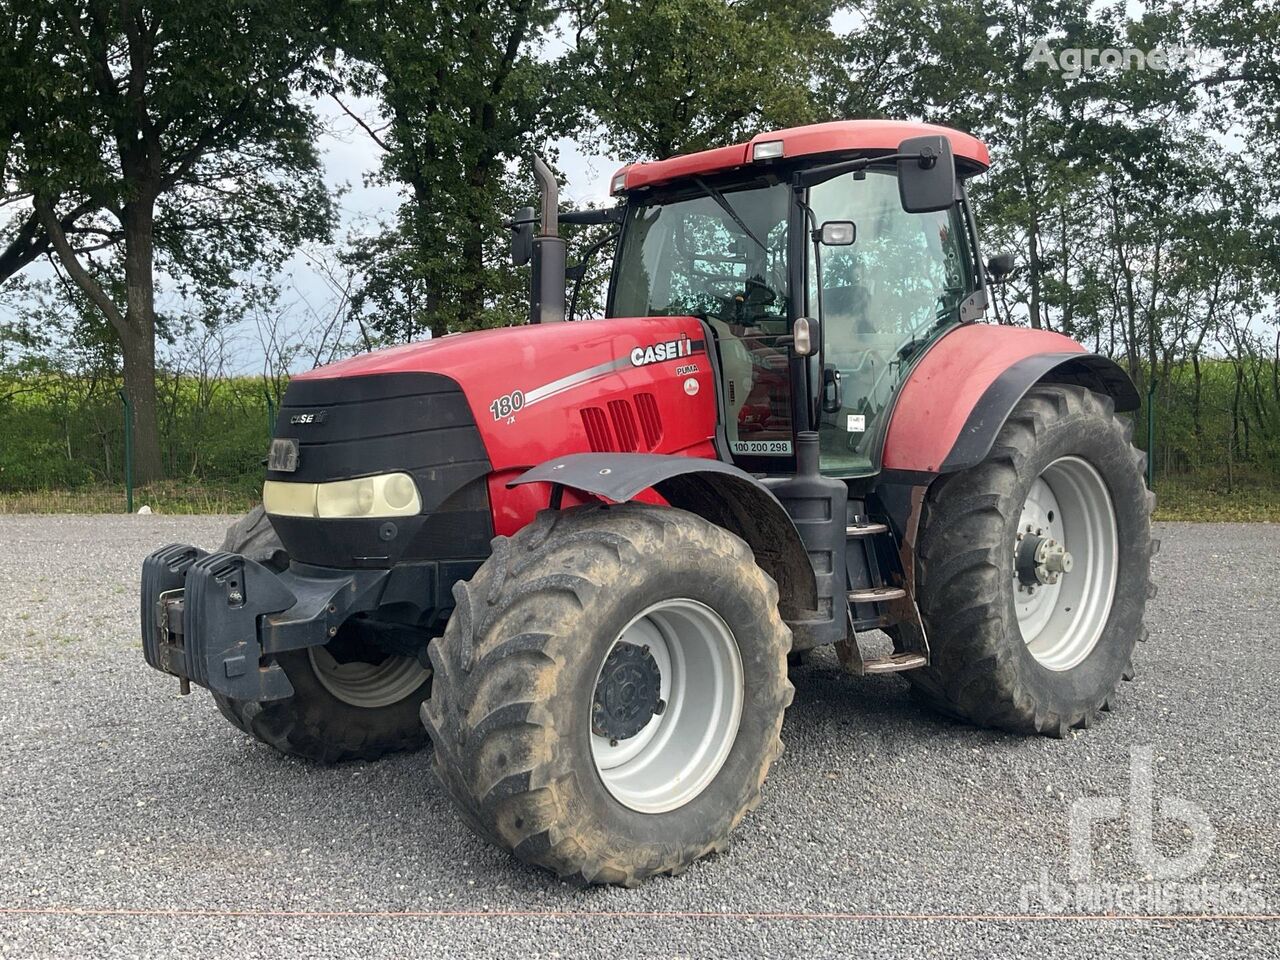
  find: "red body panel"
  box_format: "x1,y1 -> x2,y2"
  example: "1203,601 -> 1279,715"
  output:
297,317 -> 719,534
882,324 -> 1085,474
615,120 -> 990,192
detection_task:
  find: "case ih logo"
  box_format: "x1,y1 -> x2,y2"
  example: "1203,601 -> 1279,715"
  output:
630,335 -> 702,368
289,411 -> 328,425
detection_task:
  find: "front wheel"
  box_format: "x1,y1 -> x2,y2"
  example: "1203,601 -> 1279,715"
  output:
905,384 -> 1155,736
422,504 -> 793,885
212,506 -> 432,763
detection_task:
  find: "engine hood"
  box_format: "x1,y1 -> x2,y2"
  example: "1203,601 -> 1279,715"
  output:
296,317 -> 720,473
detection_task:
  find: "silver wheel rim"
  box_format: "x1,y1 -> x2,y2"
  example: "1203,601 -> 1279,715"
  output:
591,599 -> 744,814
1014,456 -> 1119,671
308,645 -> 430,708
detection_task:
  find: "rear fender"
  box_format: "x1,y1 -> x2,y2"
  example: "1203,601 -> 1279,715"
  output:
881,324 -> 1139,479
510,453 -> 818,616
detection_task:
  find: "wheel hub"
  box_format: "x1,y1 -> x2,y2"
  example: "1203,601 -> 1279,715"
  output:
591,641 -> 664,741
1015,533 -> 1074,588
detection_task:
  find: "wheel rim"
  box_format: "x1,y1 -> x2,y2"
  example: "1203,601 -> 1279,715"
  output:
308,645 -> 430,708
1014,455 -> 1119,671
590,599 -> 744,814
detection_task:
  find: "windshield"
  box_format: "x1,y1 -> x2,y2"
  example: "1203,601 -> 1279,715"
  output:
611,182 -> 790,329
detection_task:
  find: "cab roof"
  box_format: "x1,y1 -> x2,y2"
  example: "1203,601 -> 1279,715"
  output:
612,119 -> 990,194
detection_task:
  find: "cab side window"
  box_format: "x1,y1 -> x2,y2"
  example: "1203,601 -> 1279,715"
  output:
808,170 -> 973,476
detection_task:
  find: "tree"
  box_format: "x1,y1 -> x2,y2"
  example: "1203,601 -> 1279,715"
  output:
1194,0 -> 1280,149
337,0 -> 573,339
818,0 -> 1000,126
571,0 -> 835,161
0,0 -> 335,481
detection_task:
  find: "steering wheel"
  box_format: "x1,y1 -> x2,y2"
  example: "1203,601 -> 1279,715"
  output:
704,276 -> 777,306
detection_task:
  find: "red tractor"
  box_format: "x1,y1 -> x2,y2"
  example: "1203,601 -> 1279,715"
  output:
141,120 -> 1155,886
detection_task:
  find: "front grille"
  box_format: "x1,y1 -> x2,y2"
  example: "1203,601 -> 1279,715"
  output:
266,372 -> 493,567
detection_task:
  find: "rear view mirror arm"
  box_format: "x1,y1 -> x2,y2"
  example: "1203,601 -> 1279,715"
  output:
560,207 -> 624,226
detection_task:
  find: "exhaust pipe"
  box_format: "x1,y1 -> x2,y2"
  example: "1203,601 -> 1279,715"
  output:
529,155 -> 566,324
533,155 -> 559,238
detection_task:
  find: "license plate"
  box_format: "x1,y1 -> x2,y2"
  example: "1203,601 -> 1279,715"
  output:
268,437 -> 299,472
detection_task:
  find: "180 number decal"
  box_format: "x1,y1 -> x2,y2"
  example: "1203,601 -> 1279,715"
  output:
489,390 -> 525,420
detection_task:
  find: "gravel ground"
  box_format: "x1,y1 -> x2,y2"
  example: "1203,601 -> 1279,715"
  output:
0,515 -> 1275,958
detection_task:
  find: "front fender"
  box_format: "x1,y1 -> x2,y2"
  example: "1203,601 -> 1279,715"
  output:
510,453 -> 818,614
882,324 -> 1140,478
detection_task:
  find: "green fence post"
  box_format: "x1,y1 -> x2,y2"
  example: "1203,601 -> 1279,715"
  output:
1146,379 -> 1157,491
118,388 -> 134,513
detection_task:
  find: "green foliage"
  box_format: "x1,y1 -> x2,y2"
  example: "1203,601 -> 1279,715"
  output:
1154,472 -> 1280,523
336,0 -> 573,338
571,0 -> 835,160
2,0 -> 336,280
0,373 -> 272,495
0,0 -> 338,480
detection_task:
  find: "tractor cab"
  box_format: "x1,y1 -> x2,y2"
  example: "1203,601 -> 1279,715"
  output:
603,120 -> 993,479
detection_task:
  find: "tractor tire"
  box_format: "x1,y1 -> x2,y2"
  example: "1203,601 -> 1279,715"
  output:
422,503 -> 793,886
211,507 -> 432,763
904,384 -> 1155,737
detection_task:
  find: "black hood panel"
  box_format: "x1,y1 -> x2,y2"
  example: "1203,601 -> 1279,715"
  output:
266,372 -> 494,568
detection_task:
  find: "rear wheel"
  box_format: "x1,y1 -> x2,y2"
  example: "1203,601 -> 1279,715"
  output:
212,506 -> 432,763
423,503 -> 793,885
905,384 -> 1155,736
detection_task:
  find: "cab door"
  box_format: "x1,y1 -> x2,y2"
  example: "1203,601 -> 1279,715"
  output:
807,169 -> 976,477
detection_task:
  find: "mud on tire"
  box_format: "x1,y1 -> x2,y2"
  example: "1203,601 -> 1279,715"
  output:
904,384 -> 1156,737
422,503 -> 793,886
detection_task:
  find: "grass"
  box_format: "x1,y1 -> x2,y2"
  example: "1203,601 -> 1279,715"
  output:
1153,471 -> 1280,522
0,480 -> 257,515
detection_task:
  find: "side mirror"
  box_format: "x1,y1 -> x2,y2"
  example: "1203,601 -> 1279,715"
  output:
987,252 -> 1015,282
896,135 -> 956,214
791,316 -> 818,356
510,205 -> 534,266
817,220 -> 856,246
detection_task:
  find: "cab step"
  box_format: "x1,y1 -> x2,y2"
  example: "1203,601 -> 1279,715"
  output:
835,639 -> 928,676
845,522 -> 889,536
848,585 -> 907,603
860,652 -> 927,674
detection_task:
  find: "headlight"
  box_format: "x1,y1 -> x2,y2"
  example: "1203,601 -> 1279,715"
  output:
263,473 -> 422,519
